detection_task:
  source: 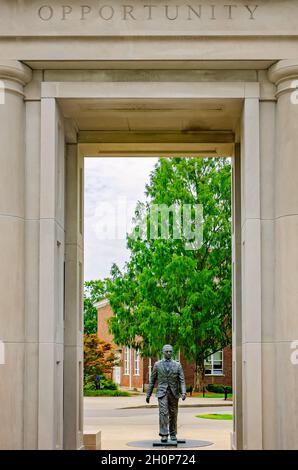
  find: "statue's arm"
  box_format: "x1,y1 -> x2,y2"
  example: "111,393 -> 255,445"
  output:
146,363 -> 158,399
178,363 -> 186,395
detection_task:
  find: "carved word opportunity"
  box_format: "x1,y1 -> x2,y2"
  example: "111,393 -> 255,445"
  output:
37,4 -> 259,22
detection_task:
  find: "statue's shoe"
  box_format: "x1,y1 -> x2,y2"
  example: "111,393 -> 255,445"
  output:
161,436 -> 168,443
170,435 -> 177,443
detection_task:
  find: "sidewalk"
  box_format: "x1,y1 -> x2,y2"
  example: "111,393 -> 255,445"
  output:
84,395 -> 233,450
119,395 -> 232,409
85,394 -> 232,409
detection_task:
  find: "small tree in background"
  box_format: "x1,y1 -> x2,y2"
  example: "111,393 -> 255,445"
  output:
84,333 -> 119,386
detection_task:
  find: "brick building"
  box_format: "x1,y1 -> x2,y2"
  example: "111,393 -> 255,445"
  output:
96,299 -> 148,390
96,300 -> 232,391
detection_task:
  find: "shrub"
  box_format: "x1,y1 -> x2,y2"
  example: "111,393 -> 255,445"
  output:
84,372 -> 118,391
84,381 -> 96,392
206,384 -> 232,394
100,377 -> 118,390
206,384 -> 224,393
84,389 -> 131,397
186,385 -> 193,393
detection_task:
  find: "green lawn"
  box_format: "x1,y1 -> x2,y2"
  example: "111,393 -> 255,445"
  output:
195,413 -> 233,420
84,389 -> 131,397
191,393 -> 232,399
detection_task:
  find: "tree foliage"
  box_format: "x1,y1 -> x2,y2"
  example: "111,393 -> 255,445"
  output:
108,157 -> 232,389
84,333 -> 119,383
84,279 -> 107,334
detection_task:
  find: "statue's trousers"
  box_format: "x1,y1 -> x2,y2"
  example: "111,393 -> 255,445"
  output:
158,389 -> 179,437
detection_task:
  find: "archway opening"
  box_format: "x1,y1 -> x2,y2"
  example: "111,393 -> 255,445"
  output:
58,92 -> 243,449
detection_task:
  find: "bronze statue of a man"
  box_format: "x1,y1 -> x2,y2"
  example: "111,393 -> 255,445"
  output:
146,344 -> 186,443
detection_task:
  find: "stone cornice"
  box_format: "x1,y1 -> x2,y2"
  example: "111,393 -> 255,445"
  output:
0,60 -> 32,97
0,60 -> 32,84
268,59 -> 298,98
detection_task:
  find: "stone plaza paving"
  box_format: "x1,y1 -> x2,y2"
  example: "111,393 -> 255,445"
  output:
84,396 -> 233,450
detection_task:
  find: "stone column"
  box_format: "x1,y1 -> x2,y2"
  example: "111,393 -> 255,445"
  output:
38,97 -> 65,449
258,72 -> 277,450
231,144 -> 243,450
236,78 -> 278,449
0,60 -> 32,449
23,70 -> 43,450
64,142 -> 84,450
240,97 -> 263,450
269,60 -> 298,449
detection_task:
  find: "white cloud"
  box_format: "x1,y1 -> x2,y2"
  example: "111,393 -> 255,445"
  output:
84,157 -> 158,280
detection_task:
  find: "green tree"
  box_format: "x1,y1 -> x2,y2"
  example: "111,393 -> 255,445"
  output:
84,333 -> 119,385
84,279 -> 107,334
108,157 -> 232,390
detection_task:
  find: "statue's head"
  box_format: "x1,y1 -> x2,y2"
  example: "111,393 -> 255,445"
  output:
162,344 -> 173,360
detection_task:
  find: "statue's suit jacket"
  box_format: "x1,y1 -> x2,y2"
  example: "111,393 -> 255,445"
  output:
146,359 -> 186,399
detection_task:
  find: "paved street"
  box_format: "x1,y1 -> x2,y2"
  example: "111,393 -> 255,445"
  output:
84,396 -> 233,450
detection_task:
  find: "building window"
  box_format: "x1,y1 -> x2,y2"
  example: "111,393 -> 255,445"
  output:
204,350 -> 223,376
134,349 -> 140,376
148,358 -> 152,380
124,347 -> 130,375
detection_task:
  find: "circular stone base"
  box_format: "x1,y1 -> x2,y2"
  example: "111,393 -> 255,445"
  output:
127,439 -> 213,449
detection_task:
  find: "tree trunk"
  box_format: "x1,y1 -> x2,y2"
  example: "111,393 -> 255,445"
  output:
194,360 -> 205,392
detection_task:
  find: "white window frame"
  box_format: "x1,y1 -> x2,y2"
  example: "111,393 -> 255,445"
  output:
204,350 -> 224,376
134,349 -> 140,376
148,357 -> 152,380
124,347 -> 130,375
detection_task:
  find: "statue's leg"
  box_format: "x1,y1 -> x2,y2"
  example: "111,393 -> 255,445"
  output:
168,392 -> 179,438
158,394 -> 169,438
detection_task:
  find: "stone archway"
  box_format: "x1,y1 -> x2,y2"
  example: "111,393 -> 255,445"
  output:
1,0 -> 298,451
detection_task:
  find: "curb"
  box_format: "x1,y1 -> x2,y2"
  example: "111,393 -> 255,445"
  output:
119,402 -> 233,410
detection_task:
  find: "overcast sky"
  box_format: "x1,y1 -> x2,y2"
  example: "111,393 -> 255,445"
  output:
84,157 -> 158,281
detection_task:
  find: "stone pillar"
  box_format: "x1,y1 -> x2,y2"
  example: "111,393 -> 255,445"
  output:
240,97 -> 263,449
258,73 -> 277,450
38,97 -> 65,449
231,144 -> 243,450
64,142 -> 84,450
235,78 -> 278,449
268,60 -> 298,449
0,60 -> 32,449
23,70 -> 43,449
